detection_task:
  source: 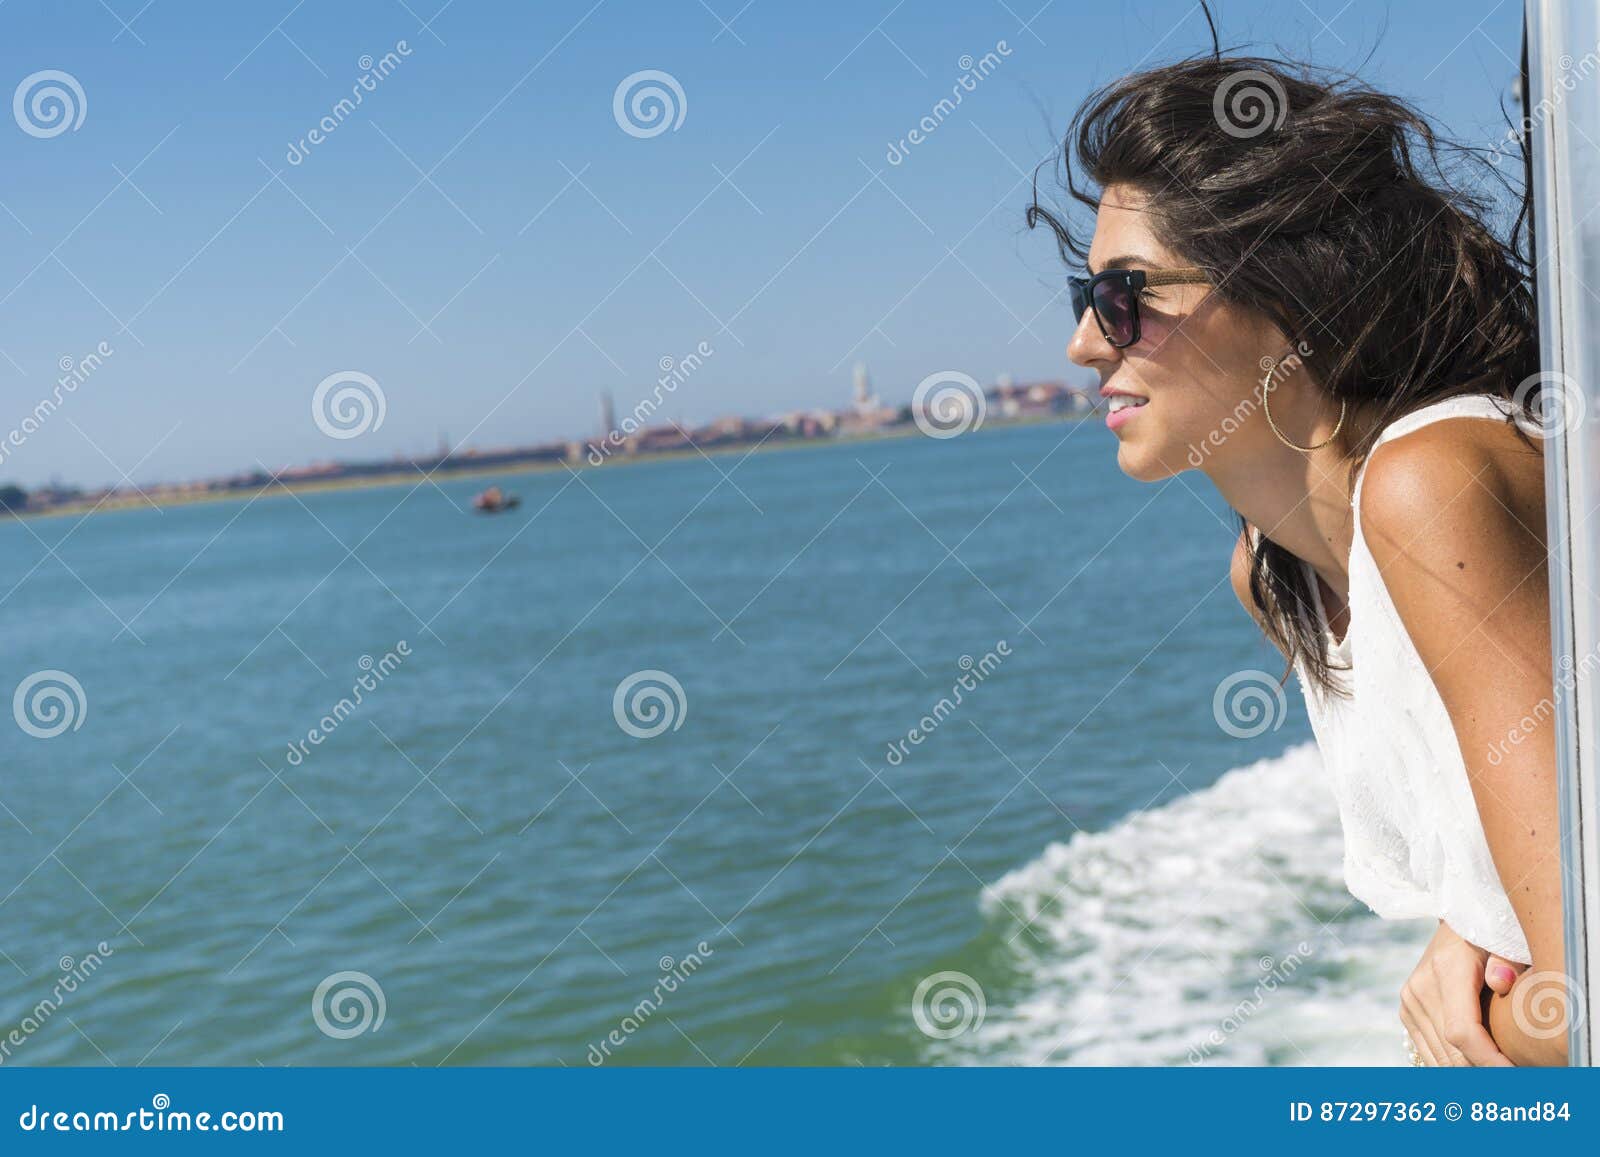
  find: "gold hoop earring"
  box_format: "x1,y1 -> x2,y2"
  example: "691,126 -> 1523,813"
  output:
1264,388 -> 1346,452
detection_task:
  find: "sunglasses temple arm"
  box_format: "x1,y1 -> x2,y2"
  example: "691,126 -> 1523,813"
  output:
1141,269 -> 1210,288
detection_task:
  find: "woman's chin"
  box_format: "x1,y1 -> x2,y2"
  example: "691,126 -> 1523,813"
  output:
1115,440 -> 1183,483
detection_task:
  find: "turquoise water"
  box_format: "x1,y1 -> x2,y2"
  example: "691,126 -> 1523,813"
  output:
0,422 -> 1425,1065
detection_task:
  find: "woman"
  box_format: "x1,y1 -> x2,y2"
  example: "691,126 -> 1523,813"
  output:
1030,51 -> 1571,1065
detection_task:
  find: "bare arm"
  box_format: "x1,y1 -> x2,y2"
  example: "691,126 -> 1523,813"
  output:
1361,420 -> 1568,1066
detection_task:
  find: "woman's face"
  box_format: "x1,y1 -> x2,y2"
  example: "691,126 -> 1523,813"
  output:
1069,184 -> 1286,482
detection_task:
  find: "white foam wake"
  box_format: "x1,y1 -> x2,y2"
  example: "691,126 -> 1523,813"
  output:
950,743 -> 1432,1066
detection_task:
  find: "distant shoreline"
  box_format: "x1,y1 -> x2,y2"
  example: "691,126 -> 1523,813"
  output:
6,413 -> 1093,524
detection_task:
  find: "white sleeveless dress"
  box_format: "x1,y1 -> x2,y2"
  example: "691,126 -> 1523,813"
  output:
1290,393 -> 1537,964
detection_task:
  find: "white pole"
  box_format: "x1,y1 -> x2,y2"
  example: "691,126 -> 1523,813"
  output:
1526,0 -> 1598,1067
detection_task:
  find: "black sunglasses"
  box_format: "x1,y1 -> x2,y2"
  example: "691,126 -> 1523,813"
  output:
1069,267 -> 1209,348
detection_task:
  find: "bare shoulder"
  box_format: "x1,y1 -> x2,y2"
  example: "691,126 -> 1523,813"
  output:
1358,411 -> 1545,571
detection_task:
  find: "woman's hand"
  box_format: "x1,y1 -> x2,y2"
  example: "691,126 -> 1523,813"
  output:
1400,922 -> 1515,1066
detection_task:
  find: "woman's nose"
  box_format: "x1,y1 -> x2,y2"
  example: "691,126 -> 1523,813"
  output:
1068,306 -> 1116,369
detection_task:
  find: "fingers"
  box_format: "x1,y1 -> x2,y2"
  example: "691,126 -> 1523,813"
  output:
1441,1007 -> 1513,1067
1401,926 -> 1518,1067
1409,949 -> 1515,1066
1484,955 -> 1527,997
1400,988 -> 1450,1066
1432,948 -> 1513,1065
1400,1006 -> 1440,1066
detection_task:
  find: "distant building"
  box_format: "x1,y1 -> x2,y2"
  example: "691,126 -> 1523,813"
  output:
841,362 -> 897,433
987,380 -> 1088,420
852,362 -> 878,412
783,410 -> 841,439
17,372 -> 1106,518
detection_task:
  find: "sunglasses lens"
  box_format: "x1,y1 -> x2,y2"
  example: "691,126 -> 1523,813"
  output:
1092,276 -> 1136,346
1069,279 -> 1090,324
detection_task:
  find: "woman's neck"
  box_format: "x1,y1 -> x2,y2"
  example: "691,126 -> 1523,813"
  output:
1207,411 -> 1380,588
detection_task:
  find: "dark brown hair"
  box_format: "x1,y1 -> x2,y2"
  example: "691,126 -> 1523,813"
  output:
1028,49 -> 1540,692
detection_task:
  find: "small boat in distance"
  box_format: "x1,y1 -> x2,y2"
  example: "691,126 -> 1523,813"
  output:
471,486 -> 521,514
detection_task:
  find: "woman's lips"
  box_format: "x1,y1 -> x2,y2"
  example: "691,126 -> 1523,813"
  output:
1104,395 -> 1148,431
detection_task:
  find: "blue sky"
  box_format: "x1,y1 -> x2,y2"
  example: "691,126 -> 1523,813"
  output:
0,0 -> 1525,487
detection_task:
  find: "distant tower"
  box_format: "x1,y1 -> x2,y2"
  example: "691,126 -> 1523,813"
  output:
852,362 -> 878,412
600,391 -> 616,435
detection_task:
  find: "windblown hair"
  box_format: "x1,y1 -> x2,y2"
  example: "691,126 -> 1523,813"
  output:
1028,51 -> 1540,693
